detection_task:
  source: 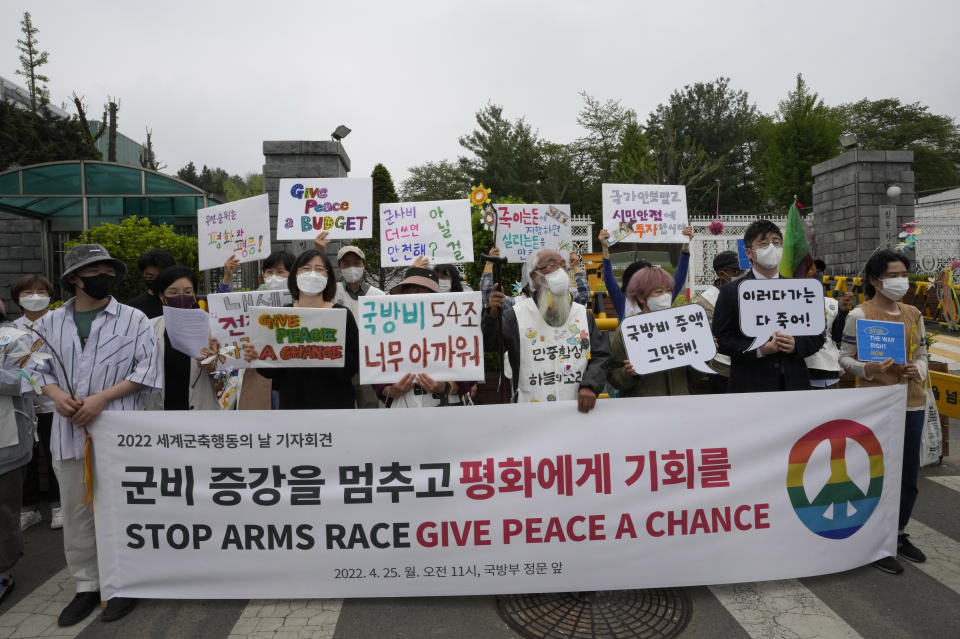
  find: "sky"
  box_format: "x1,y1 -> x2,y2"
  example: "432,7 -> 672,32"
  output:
2,0 -> 959,188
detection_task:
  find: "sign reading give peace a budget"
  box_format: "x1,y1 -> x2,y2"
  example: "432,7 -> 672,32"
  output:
601,184 -> 688,244
495,204 -> 573,263
379,200 -> 474,266
620,306 -> 716,375
246,306 -> 347,368
738,280 -> 825,351
857,319 -> 907,364
277,178 -> 372,240
197,194 -> 271,271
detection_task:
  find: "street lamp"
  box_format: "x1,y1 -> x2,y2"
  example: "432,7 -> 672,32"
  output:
886,184 -> 902,200
839,132 -> 859,150
331,125 -> 351,141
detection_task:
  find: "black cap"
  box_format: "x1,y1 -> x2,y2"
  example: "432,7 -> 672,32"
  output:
713,251 -> 740,272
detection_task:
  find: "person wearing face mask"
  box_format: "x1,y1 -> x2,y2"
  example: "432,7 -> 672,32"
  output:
711,220 -> 825,393
217,251 -> 295,293
10,275 -> 60,532
241,250 -> 358,409
433,264 -> 464,294
144,266 -> 219,412
23,244 -> 161,626
484,249 -> 609,413
838,250 -> 927,575
126,249 -> 176,319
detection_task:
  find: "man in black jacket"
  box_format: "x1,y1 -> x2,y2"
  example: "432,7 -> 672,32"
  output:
712,220 -> 825,392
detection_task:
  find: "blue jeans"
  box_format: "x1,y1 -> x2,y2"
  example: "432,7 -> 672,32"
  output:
899,409 -> 925,531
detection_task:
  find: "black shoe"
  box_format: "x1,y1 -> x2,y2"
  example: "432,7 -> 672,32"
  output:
873,556 -> 904,574
58,591 -> 101,626
0,576 -> 14,604
101,596 -> 137,622
898,533 -> 927,563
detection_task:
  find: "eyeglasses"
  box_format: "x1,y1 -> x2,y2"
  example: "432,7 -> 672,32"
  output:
753,240 -> 783,249
534,259 -> 564,275
296,265 -> 327,274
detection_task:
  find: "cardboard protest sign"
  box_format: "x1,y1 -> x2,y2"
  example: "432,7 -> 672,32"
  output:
856,319 -> 907,364
379,200 -> 474,266
494,204 -> 573,263
207,291 -> 293,369
620,306 -> 716,375
276,178 -> 373,240
601,184 -> 688,244
358,291 -> 483,384
246,306 -> 347,368
738,280 -> 825,351
197,194 -> 271,271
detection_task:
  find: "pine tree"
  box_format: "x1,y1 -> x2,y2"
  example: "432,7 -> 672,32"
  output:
356,163 -> 398,290
15,12 -> 50,114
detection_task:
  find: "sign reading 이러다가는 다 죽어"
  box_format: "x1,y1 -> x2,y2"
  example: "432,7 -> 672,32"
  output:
277,178 -> 373,240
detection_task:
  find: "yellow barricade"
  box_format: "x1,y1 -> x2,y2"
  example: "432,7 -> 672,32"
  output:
930,370 -> 960,420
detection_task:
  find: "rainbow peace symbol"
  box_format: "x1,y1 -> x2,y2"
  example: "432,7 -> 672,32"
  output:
786,419 -> 884,539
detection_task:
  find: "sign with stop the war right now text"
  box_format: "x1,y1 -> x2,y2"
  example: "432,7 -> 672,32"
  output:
738,280 -> 825,351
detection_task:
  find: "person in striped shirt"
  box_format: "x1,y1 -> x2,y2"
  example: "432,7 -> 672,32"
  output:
25,244 -> 162,627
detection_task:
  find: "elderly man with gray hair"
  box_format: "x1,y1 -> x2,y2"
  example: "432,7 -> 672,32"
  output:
483,249 -> 609,413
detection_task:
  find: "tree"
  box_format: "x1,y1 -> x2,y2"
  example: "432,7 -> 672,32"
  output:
458,103 -> 542,202
399,160 -> 470,201
0,100 -> 100,169
139,128 -> 166,171
106,98 -> 119,162
71,94 -> 106,155
177,162 -> 201,186
354,163 -> 399,290
612,120 -> 656,185
15,12 -> 50,114
222,173 -> 263,202
644,104 -> 720,206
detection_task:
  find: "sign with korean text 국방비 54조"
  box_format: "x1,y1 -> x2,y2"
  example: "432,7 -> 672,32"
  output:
738,280 -> 826,351
277,178 -> 373,240
90,385 -> 905,599
856,319 -> 907,364
197,194 -> 271,271
379,200 -> 474,266
494,204 -> 573,263
358,291 -> 483,384
245,306 -> 347,368
207,291 -> 293,369
601,184 -> 688,244
619,306 -> 717,375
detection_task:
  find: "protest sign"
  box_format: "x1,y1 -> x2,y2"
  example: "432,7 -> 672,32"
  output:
207,291 -> 293,369
856,319 -> 907,364
736,239 -> 751,269
197,194 -> 271,271
494,204 -> 572,263
92,385 -> 904,599
379,200 -> 474,266
738,280 -> 825,351
619,306 -> 716,375
161,307 -> 209,358
601,184 -> 688,244
358,291 -> 483,384
245,306 -> 347,368
276,178 -> 373,240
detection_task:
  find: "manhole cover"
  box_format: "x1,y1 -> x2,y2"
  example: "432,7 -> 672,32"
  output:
495,589 -> 692,639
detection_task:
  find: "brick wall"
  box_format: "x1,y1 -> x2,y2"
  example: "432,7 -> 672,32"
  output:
0,211 -> 44,319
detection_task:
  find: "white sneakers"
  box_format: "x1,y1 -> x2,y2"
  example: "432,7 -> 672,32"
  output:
19,509 -> 41,532
50,506 -> 63,530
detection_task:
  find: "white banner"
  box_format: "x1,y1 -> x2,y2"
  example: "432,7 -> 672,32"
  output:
197,194 -> 271,271
738,280 -> 826,351
379,200 -> 474,266
620,306 -> 716,375
601,183 -> 688,244
277,178 -> 373,240
246,306 -> 347,368
358,292 -> 483,384
494,204 -> 572,263
92,387 -> 904,599
207,291 -> 293,369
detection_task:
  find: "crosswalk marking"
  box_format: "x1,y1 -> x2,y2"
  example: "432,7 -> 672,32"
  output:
709,579 -> 862,639
904,520 -> 960,595
928,475 -> 960,493
226,599 -> 343,639
0,569 -> 98,639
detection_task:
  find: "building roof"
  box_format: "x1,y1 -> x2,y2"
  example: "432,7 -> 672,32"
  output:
918,187 -> 960,204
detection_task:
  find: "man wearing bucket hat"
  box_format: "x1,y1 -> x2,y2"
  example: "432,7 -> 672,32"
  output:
24,244 -> 162,626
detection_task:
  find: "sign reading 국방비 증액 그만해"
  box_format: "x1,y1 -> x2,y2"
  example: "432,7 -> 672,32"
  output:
206,291 -> 293,369
494,204 -> 573,263
276,178 -> 373,240
619,306 -> 717,375
197,194 -> 271,271
379,200 -> 474,266
601,184 -> 688,244
245,306 -> 347,368
737,279 -> 825,351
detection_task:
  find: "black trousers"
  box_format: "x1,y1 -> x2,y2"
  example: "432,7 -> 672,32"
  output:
22,412 -> 59,509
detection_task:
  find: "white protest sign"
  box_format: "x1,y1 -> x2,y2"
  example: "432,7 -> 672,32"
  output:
619,306 -> 716,375
207,291 -> 293,369
276,178 -> 373,240
601,183 -> 688,244
161,307 -> 209,358
738,280 -> 826,351
197,194 -> 271,271
246,306 -> 347,368
358,291 -> 483,384
379,200 -> 474,266
494,204 -> 573,263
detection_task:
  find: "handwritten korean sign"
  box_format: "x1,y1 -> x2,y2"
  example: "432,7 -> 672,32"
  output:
246,306 -> 347,368
738,280 -> 825,351
276,178 -> 373,240
620,306 -> 716,375
601,184 -> 688,244
379,200 -> 474,266
494,204 -> 573,263
207,291 -> 293,369
856,319 -> 906,364
358,292 -> 484,384
197,194 -> 271,271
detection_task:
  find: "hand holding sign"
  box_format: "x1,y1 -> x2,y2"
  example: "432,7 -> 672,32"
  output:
619,306 -> 716,375
738,280 -> 825,351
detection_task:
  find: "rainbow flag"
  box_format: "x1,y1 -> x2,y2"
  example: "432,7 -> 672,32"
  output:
779,199 -> 813,278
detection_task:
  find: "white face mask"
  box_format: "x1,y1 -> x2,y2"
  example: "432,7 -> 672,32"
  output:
646,293 -> 672,312
754,244 -> 783,269
19,294 -> 51,312
543,269 -> 570,295
878,276 -> 909,301
296,273 -> 328,296
437,279 -> 452,293
341,266 -> 364,284
264,275 -> 287,290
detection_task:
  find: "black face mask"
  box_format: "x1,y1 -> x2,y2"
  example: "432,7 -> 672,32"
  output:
79,273 -> 114,300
